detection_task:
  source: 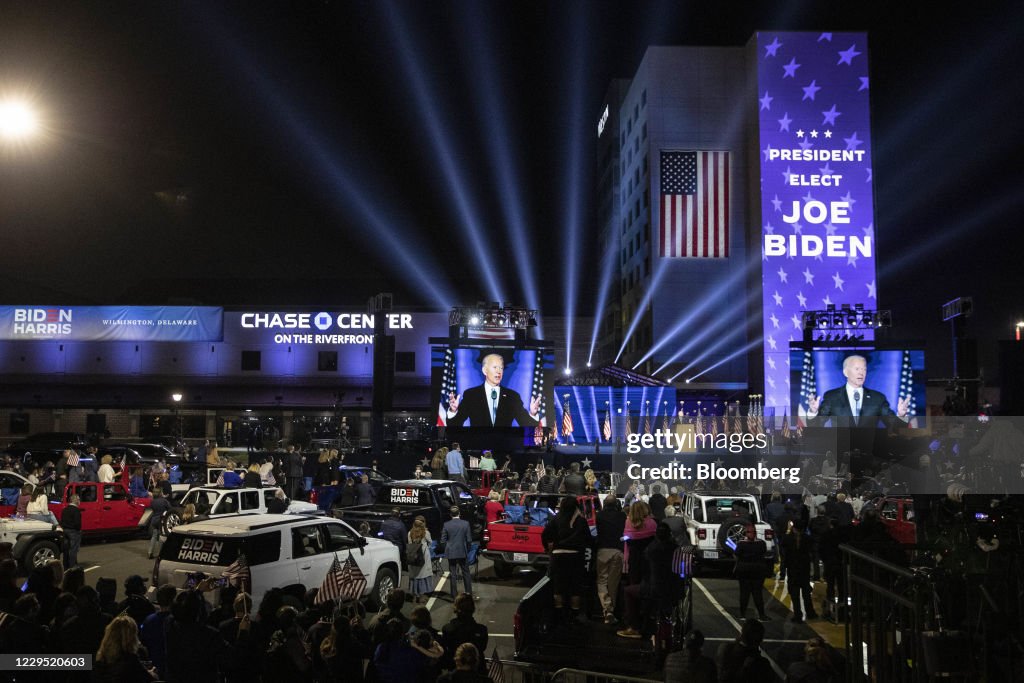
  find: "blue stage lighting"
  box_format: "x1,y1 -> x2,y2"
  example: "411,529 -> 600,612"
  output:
588,245 -> 619,366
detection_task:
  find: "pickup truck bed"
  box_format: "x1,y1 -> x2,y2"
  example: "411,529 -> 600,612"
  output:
483,493 -> 601,578
333,479 -> 484,541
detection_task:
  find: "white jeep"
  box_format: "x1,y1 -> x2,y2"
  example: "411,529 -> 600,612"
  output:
680,491 -> 776,571
162,486 -> 319,535
0,517 -> 64,571
152,514 -> 400,609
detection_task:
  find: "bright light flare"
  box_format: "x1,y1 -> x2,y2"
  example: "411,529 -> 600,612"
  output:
0,100 -> 39,140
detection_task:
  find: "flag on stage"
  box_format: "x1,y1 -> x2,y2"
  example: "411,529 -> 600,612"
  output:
781,410 -> 792,439
710,411 -> 719,438
660,150 -> 730,258
561,398 -> 574,441
221,554 -> 250,588
532,353 -> 548,429
316,555 -> 367,604
643,407 -> 652,436
797,351 -> 817,428
732,403 -> 743,435
602,411 -> 612,442
488,648 -> 505,683
625,410 -> 633,437
695,405 -> 704,435
66,451 -> 80,467
437,349 -> 456,427
533,423 -> 544,446
900,349 -> 919,427
662,410 -> 670,433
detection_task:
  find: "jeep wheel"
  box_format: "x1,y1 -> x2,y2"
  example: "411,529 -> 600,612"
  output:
492,557 -> 514,580
23,540 -> 60,572
370,567 -> 398,610
162,510 -> 182,536
717,520 -> 749,557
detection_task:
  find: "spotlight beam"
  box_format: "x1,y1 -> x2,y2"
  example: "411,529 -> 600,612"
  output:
380,1 -> 505,303
683,338 -> 764,382
460,3 -> 541,323
187,5 -> 457,306
616,262 -> 670,363
560,17 -> 590,375
587,244 -> 619,365
631,262 -> 756,368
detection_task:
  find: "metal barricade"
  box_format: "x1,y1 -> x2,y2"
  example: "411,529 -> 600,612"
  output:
495,659 -> 552,683
841,543 -> 944,683
549,667 -> 662,683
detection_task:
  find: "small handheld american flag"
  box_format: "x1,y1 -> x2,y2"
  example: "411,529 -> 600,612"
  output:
221,553 -> 250,588
66,452 -> 80,467
488,647 -> 505,683
316,554 -> 367,605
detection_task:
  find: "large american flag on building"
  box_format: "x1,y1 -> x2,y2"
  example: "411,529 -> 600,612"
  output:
660,150 -> 730,258
315,554 -> 367,604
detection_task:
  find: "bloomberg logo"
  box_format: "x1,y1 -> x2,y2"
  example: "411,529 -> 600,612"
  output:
13,308 -> 73,336
240,312 -> 414,331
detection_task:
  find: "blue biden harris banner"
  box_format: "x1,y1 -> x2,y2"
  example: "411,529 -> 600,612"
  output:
0,305 -> 223,342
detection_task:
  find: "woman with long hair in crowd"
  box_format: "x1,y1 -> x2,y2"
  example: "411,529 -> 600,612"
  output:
621,500 -> 656,576
407,517 -> 434,603
432,447 -> 448,479
93,614 -> 157,682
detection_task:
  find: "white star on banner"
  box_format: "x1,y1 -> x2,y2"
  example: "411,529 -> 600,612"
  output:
833,272 -> 845,290
581,458 -> 592,468
847,253 -> 859,268
768,336 -> 777,350
803,268 -> 815,285
824,222 -> 838,236
770,313 -> 780,329
823,295 -> 833,307
841,191 -> 856,208
767,376 -> 776,388
791,313 -> 802,329
796,291 -> 807,307
771,194 -> 782,211
773,290 -> 783,306
714,458 -> 725,468
768,357 -> 777,369
777,267 -> 788,283
867,281 -> 877,299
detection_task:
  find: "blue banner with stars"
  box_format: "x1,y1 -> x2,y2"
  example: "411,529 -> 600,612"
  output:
756,31 -> 878,410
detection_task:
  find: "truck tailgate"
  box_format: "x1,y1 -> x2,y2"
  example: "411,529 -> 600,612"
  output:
486,522 -> 545,554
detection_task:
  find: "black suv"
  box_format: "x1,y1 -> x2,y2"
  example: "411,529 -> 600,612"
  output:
3,432 -> 89,465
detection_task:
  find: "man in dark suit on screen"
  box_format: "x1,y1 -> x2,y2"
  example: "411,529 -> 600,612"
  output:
447,350 -> 541,428
807,354 -> 910,427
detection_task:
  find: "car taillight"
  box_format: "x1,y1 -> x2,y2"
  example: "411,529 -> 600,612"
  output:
309,490 -> 318,504
764,529 -> 774,540
697,529 -> 707,540
151,557 -> 161,587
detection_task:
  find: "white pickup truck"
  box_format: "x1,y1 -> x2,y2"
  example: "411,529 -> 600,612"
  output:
162,486 -> 320,535
152,514 -> 401,609
681,491 -> 776,572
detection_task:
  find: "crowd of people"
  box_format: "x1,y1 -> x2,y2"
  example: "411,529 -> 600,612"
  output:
0,547 -> 498,683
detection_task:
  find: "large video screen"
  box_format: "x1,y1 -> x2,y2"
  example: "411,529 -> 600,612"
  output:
789,348 -> 926,424
432,344 -> 555,431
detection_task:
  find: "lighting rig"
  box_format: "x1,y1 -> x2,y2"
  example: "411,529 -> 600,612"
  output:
448,302 -> 539,339
801,303 -> 891,343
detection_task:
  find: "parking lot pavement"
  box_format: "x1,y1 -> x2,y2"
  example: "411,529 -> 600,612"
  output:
67,539 -> 824,673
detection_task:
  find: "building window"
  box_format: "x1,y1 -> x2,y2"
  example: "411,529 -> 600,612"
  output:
9,412 -> 29,435
644,188 -> 650,208
634,104 -> 639,120
86,413 -> 107,435
645,256 -> 650,276
642,122 -> 647,139
641,89 -> 647,107
318,351 -> 338,372
241,350 -> 261,371
395,351 -> 416,373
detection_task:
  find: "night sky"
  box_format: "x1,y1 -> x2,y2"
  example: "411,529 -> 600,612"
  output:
1,1 -> 1021,378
